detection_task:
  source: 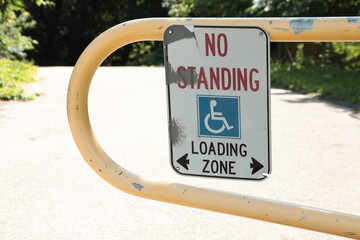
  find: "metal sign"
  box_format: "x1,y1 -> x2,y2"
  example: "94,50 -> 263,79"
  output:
164,25 -> 271,180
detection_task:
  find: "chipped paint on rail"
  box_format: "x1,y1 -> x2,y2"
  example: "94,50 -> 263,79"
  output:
273,27 -> 290,32
289,18 -> 314,35
132,182 -> 144,191
346,17 -> 359,24
299,211 -> 306,221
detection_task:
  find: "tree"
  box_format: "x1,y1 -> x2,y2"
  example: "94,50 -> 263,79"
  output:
162,0 -> 253,17
163,0 -> 360,67
24,0 -> 168,66
0,0 -> 37,59
251,0 -> 360,17
251,0 -> 360,67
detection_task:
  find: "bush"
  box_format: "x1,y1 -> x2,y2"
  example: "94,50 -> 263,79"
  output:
271,60 -> 360,104
0,58 -> 39,100
0,0 -> 38,59
318,42 -> 360,70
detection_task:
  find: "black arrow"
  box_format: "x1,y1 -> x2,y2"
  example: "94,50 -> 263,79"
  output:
177,153 -> 189,170
250,157 -> 264,175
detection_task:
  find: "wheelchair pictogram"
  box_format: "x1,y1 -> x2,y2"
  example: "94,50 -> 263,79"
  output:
204,100 -> 234,134
197,95 -> 241,138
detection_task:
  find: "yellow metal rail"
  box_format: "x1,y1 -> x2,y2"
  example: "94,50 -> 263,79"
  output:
67,17 -> 360,239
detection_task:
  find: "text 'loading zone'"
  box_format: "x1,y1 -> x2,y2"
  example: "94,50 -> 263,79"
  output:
164,25 -> 271,180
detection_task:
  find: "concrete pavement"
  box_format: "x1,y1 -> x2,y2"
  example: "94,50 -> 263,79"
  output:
0,67 -> 359,239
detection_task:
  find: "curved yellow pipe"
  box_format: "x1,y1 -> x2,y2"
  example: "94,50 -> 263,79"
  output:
67,18 -> 360,238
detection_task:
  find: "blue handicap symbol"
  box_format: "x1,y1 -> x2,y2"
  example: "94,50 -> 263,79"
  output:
197,95 -> 241,138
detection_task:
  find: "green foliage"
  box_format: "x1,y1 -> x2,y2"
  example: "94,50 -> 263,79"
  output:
0,0 -> 38,59
317,42 -> 360,69
163,0 -> 193,17
24,0 -> 167,66
0,58 -> 39,100
128,42 -> 164,66
163,0 -> 253,17
163,0 -> 359,18
250,0 -> 360,17
271,60 -> 360,104
34,0 -> 54,7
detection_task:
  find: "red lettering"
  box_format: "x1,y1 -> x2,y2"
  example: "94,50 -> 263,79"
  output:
232,68 -> 236,90
221,68 -> 231,90
250,68 -> 259,92
205,33 -> 215,56
177,66 -> 186,89
188,66 -> 196,89
210,67 -> 220,90
176,66 -> 259,92
237,68 -> 247,91
217,33 -> 228,57
198,67 -> 209,90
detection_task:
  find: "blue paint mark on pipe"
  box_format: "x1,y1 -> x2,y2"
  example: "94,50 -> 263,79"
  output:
132,183 -> 144,191
274,27 -> 290,32
299,211 -> 306,221
347,17 -> 359,24
289,18 -> 314,35
269,21 -> 272,25
75,104 -> 79,111
186,18 -> 193,21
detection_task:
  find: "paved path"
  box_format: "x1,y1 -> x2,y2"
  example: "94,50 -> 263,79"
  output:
1,67 -> 359,239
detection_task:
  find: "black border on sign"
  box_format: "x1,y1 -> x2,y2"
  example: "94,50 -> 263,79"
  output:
163,25 -> 271,181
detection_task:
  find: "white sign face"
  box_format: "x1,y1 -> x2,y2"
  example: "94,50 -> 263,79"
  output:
164,25 -> 271,180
